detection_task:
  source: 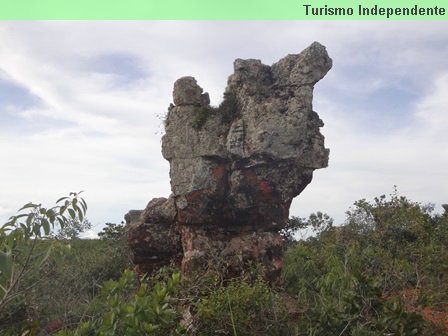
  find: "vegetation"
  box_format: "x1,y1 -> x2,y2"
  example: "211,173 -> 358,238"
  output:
191,92 -> 239,129
195,277 -> 289,335
0,192 -> 88,333
191,107 -> 212,130
1,188 -> 447,335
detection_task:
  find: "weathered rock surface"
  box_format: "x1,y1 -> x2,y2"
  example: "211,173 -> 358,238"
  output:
128,42 -> 332,279
127,198 -> 182,274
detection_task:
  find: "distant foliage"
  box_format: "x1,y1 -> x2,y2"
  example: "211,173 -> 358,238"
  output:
53,218 -> 92,240
98,222 -> 126,241
280,211 -> 333,243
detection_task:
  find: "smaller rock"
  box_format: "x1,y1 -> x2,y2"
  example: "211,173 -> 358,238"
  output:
124,210 -> 143,227
140,197 -> 177,225
127,197 -> 182,274
442,204 -> 448,213
180,226 -> 283,282
173,76 -> 205,106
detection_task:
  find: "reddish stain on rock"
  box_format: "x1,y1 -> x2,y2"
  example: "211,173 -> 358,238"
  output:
212,164 -> 226,179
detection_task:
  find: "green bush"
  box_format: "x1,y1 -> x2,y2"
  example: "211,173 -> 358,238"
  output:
195,277 -> 289,336
191,91 -> 239,130
58,269 -> 185,336
282,188 -> 448,335
23,238 -> 131,330
3,188 -> 447,335
283,242 -> 425,335
0,192 -> 87,333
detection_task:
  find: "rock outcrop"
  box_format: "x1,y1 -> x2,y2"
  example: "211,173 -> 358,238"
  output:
128,42 -> 332,279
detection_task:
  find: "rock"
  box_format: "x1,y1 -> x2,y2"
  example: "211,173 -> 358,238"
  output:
172,76 -> 209,106
442,204 -> 448,214
124,210 -> 143,226
127,198 -> 182,274
128,42 -> 332,280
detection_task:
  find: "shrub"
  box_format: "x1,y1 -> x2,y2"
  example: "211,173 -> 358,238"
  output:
58,269 -> 185,336
283,242 -> 426,335
191,91 -> 240,130
24,238 -> 131,330
195,277 -> 289,335
0,192 -> 87,333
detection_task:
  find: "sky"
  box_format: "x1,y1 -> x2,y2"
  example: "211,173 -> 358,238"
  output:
0,21 -> 447,238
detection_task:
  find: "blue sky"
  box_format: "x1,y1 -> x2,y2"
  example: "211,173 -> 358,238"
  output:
0,21 -> 447,237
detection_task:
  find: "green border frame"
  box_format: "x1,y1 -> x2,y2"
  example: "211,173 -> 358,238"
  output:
0,0 -> 447,20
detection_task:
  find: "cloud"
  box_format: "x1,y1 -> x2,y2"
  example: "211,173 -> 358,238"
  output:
292,69 -> 448,223
0,21 -> 447,229
79,229 -> 99,239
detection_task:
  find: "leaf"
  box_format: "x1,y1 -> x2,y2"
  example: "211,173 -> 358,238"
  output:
0,250 -> 13,281
57,217 -> 66,229
79,201 -> 86,215
26,213 -> 35,227
47,209 -> 56,224
80,198 -> 88,212
56,196 -> 69,204
19,202 -> 37,211
68,208 -> 76,220
20,223 -> 30,237
41,218 -> 51,236
13,214 -> 30,221
33,223 -> 41,236
5,217 -> 16,227
77,208 -> 84,222
59,206 -> 67,215
72,201 -> 81,219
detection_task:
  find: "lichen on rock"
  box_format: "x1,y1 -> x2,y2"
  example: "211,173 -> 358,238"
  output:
127,42 -> 332,279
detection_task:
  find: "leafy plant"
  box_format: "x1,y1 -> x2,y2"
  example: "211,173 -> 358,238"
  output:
280,212 -> 333,244
58,269 -> 185,336
195,277 -> 289,336
283,242 -> 426,335
191,91 -> 240,130
218,91 -> 239,124
0,192 -> 87,331
191,107 -> 212,130
53,218 -> 92,240
23,238 -> 131,332
98,222 -> 126,241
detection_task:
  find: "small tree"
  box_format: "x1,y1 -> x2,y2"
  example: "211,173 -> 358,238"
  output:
98,222 -> 126,241
280,212 -> 333,243
345,187 -> 433,256
0,192 -> 87,324
53,218 -> 92,240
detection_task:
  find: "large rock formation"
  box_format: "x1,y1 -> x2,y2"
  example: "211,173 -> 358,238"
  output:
128,42 -> 332,279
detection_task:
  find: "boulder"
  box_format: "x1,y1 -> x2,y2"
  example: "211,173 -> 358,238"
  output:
128,42 -> 332,279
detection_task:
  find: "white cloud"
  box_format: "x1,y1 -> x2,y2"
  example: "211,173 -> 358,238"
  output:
79,229 -> 99,239
292,69 -> 448,223
0,21 -> 447,230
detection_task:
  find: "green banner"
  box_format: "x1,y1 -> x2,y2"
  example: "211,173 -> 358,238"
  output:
0,0 -> 447,20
